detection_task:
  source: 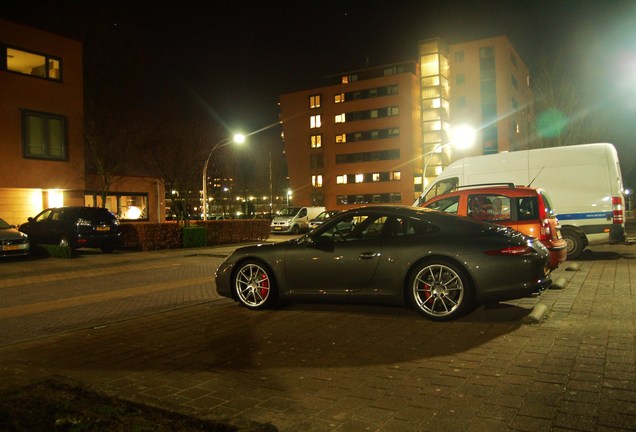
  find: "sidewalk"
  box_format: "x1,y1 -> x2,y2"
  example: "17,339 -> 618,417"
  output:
0,242 -> 634,431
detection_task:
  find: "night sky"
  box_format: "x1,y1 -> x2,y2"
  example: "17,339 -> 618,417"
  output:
3,0 -> 636,189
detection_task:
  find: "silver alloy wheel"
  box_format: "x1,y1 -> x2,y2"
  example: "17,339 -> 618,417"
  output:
234,262 -> 271,308
412,263 -> 464,319
58,235 -> 70,247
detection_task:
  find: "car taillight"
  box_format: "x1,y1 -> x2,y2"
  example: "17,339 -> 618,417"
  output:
540,218 -> 551,240
484,245 -> 533,256
612,196 -> 624,224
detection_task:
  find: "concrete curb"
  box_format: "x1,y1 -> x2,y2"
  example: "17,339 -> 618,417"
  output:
523,302 -> 548,324
551,276 -> 567,290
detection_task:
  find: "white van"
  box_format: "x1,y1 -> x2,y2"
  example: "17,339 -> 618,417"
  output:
271,206 -> 326,234
415,143 -> 627,259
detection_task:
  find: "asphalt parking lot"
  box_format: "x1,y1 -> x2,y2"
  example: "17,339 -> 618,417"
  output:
0,233 -> 635,431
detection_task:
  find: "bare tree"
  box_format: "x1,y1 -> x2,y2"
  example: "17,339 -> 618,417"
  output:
82,8 -> 146,207
144,118 -> 219,225
531,55 -> 608,148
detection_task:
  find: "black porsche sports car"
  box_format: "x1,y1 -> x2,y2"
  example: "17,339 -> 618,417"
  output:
215,205 -> 551,321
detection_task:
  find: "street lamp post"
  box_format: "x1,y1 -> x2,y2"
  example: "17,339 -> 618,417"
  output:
202,134 -> 245,221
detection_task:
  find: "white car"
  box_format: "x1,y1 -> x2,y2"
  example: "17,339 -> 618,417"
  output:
308,210 -> 340,230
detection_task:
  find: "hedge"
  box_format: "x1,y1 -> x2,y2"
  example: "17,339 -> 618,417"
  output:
120,219 -> 271,251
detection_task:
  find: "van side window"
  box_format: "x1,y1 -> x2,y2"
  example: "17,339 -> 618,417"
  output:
423,177 -> 459,202
298,208 -> 307,218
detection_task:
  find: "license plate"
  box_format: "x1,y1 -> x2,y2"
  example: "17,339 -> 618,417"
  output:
273,227 -> 282,231
96,226 -> 110,231
1,244 -> 26,251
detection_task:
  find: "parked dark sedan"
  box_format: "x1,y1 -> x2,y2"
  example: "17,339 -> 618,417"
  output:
0,217 -> 29,258
215,206 -> 551,321
19,206 -> 122,252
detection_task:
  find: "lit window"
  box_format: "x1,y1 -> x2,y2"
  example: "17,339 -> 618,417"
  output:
390,106 -> 399,116
336,134 -> 346,143
312,175 -> 323,188
334,93 -> 345,103
6,47 -> 62,81
22,110 -> 67,160
355,174 -> 364,183
372,173 -> 380,182
335,113 -> 346,123
311,134 -> 322,148
420,53 -> 439,76
310,115 -> 321,129
422,121 -> 441,131
337,175 -> 347,184
422,76 -> 440,86
309,94 -> 321,108
391,171 -> 401,180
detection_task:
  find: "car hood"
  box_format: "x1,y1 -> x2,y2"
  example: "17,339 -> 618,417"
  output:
0,227 -> 28,239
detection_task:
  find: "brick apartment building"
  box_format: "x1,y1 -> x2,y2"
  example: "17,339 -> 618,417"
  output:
0,18 -> 165,225
279,36 -> 533,209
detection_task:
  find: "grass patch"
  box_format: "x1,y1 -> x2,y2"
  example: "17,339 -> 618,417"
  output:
0,378 -> 276,431
37,244 -> 74,258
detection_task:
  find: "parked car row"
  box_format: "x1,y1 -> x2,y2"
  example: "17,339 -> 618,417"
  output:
1,206 -> 122,259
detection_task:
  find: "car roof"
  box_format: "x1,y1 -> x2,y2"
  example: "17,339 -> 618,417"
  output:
428,184 -> 542,198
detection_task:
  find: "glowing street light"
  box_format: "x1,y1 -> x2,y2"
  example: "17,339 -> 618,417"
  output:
422,124 -> 475,189
202,133 -> 245,220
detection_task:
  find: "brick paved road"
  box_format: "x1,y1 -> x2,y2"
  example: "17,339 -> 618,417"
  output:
0,242 -> 634,431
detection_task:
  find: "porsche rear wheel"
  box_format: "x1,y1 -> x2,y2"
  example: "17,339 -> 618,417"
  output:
233,261 -> 276,309
409,260 -> 472,321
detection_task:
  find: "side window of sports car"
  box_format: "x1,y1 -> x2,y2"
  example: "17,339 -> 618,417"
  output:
424,196 -> 459,214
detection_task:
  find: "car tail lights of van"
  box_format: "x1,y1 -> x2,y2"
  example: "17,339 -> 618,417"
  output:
612,196 -> 624,224
540,219 -> 551,240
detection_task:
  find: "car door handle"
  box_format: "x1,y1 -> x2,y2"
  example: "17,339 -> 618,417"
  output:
359,251 -> 380,260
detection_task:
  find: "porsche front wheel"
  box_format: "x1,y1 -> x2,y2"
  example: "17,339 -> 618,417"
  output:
233,261 -> 276,309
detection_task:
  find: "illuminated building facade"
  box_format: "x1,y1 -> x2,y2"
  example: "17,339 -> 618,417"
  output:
1,18 -> 165,224
280,35 -> 533,208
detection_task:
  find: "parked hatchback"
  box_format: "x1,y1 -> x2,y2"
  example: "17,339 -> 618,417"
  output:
0,217 -> 29,258
420,183 -> 567,270
19,206 -> 122,253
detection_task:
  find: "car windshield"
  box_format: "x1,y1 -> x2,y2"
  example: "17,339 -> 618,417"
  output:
314,211 -> 331,221
278,207 -> 301,217
0,218 -> 10,229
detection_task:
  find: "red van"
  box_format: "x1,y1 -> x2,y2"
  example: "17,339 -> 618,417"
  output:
421,184 -> 567,270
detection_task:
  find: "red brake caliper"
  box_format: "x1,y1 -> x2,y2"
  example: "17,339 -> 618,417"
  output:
260,274 -> 269,298
422,282 -> 431,302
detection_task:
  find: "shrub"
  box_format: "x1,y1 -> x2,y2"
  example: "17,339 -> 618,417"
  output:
182,226 -> 207,248
119,223 -> 182,251
120,219 -> 270,251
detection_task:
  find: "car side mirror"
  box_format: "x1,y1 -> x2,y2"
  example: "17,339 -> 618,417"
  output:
304,234 -> 334,251
27,217 -> 33,222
